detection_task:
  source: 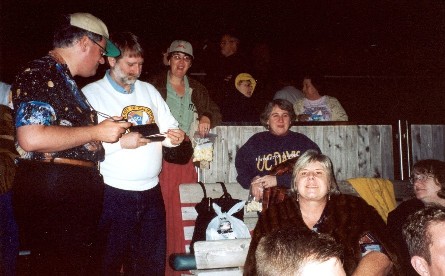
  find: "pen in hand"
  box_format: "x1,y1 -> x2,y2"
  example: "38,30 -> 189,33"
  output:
95,110 -> 128,122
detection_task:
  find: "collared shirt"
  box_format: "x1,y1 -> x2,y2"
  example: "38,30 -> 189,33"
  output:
12,54 -> 104,162
166,71 -> 195,134
105,69 -> 136,94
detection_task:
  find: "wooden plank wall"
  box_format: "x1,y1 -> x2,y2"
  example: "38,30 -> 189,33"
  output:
411,124 -> 445,163
201,124 -> 395,184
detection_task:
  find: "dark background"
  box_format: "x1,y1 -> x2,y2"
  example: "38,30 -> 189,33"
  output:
1,0 -> 444,123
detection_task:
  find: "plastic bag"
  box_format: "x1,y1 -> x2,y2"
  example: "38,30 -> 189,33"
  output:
192,132 -> 218,169
245,175 -> 264,213
190,182 -> 244,253
246,191 -> 263,213
206,201 -> 251,241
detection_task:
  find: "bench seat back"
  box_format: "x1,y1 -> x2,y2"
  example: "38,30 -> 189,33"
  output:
179,183 -> 253,253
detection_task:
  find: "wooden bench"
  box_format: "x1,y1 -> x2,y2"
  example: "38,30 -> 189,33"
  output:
179,183 -> 254,253
176,179 -> 413,274
176,183 -> 251,275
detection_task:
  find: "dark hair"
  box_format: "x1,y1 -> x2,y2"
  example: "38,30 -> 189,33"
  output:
256,227 -> 344,276
291,149 -> 340,195
304,74 -> 324,93
53,14 -> 102,48
412,159 -> 445,199
259,99 -> 296,128
220,30 -> 241,42
402,205 -> 445,264
109,32 -> 144,60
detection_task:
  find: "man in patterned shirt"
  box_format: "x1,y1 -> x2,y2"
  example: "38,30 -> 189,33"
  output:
11,13 -> 131,275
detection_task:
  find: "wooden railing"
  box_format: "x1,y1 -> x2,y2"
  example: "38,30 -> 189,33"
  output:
199,123 -> 445,184
409,123 -> 445,169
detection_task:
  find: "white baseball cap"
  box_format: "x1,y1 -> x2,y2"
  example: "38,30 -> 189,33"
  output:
70,13 -> 120,57
168,40 -> 194,58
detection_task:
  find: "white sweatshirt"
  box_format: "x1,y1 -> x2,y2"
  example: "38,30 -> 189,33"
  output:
83,75 -> 178,191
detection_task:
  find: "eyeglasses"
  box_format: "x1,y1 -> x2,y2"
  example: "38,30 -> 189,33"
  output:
171,53 -> 192,63
409,174 -> 433,185
89,38 -> 107,57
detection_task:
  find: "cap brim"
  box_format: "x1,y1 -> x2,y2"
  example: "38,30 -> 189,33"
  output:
105,38 -> 120,57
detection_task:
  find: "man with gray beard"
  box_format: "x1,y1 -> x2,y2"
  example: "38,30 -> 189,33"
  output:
82,32 -> 185,275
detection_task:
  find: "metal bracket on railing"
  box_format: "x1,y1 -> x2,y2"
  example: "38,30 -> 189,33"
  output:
405,120 -> 412,178
397,120 -> 411,180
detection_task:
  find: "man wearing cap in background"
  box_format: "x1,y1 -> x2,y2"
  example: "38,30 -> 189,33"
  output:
83,32 -> 185,275
11,13 -> 130,275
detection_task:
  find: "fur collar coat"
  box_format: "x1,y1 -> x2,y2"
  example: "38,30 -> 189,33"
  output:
244,193 -> 404,275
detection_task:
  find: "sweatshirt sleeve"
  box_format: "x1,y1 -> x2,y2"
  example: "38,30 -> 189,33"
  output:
276,174 -> 292,188
235,142 -> 254,189
329,96 -> 348,121
150,85 -> 180,148
293,99 -> 305,120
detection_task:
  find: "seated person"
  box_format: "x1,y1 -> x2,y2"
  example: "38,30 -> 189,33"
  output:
273,71 -> 304,105
221,73 -> 261,122
293,75 -> 348,121
387,159 -> 445,275
243,150 -> 404,275
402,205 -> 445,276
235,99 -> 320,198
207,32 -> 252,123
235,73 -> 256,98
255,227 -> 345,276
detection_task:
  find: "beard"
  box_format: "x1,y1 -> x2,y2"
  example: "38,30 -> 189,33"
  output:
112,63 -> 140,86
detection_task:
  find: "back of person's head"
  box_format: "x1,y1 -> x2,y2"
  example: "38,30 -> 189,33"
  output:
109,32 -> 144,60
291,149 -> 340,195
259,99 -> 296,127
53,13 -> 119,57
255,227 -> 344,276
402,205 -> 445,272
277,67 -> 302,87
412,159 -> 445,199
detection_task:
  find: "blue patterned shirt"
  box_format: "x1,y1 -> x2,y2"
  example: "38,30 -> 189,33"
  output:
12,53 -> 104,162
